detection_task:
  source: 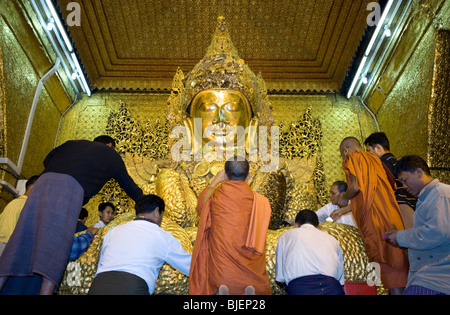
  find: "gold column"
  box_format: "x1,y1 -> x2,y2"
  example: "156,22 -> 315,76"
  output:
428,30 -> 450,184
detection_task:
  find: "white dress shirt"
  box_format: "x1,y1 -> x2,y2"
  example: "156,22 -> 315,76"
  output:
93,220 -> 106,228
275,224 -> 345,286
95,219 -> 192,294
315,202 -> 356,226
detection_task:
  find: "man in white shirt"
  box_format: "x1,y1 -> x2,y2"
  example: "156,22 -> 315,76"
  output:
275,210 -> 345,295
315,181 -> 356,226
88,194 -> 192,295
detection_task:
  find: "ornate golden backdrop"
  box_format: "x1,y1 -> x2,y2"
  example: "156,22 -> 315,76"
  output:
55,0 -> 375,93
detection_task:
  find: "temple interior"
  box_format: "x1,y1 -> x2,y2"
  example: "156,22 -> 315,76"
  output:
0,0 -> 448,295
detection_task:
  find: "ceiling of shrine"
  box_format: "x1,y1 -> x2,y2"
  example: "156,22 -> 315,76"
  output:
55,0 -> 376,94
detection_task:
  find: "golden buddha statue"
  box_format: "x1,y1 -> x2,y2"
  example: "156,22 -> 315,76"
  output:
59,16 -> 381,295
130,16 -> 305,230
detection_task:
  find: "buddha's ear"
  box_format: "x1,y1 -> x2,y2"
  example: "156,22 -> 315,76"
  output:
184,117 -> 203,157
246,116 -> 259,155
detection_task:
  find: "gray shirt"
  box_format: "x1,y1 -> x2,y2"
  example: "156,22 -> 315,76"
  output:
397,179 -> 450,294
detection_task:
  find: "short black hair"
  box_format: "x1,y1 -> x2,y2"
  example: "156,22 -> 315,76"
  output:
135,194 -> 165,216
295,210 -> 319,227
26,175 -> 39,189
332,180 -> 347,193
395,155 -> 430,177
364,132 -> 390,151
79,208 -> 88,220
94,135 -> 116,148
98,202 -> 115,212
225,156 -> 249,181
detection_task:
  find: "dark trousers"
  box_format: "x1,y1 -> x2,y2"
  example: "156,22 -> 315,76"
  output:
287,275 -> 345,295
88,271 -> 150,295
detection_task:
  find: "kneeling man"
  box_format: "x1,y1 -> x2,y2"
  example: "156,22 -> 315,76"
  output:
275,210 -> 345,295
89,194 -> 191,295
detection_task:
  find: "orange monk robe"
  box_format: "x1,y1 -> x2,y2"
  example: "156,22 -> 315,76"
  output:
342,150 -> 409,289
189,180 -> 272,295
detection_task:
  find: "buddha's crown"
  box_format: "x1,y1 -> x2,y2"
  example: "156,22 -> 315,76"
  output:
167,16 -> 273,127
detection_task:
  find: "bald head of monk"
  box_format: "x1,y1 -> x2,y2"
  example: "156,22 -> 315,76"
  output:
340,137 -> 362,159
225,157 -> 250,181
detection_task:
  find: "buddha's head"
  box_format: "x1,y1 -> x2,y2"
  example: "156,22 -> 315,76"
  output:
167,16 -> 273,157
188,89 -> 252,147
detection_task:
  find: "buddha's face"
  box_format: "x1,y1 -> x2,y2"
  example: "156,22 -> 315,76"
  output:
190,89 -> 252,147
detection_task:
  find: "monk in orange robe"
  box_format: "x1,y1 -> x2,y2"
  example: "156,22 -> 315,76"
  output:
336,137 -> 409,295
189,158 -> 272,295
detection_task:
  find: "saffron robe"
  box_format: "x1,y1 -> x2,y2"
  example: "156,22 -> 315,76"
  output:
342,150 -> 409,289
189,180 -> 272,295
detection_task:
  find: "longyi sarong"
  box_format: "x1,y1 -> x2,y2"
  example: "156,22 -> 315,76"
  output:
88,271 -> 150,295
0,172 -> 84,293
287,275 -> 345,295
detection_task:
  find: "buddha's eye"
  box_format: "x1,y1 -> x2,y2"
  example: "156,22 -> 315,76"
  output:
224,102 -> 239,112
200,102 -> 217,112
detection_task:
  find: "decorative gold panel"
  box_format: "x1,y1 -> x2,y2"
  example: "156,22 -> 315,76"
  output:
56,0 -> 375,92
0,4 -> 65,180
269,94 -> 377,189
376,16 -> 438,163
56,92 -> 169,147
367,0 -> 449,186
428,30 -> 449,184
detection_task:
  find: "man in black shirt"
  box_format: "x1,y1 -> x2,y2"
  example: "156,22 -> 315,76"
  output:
0,135 -> 143,295
364,132 -> 417,228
